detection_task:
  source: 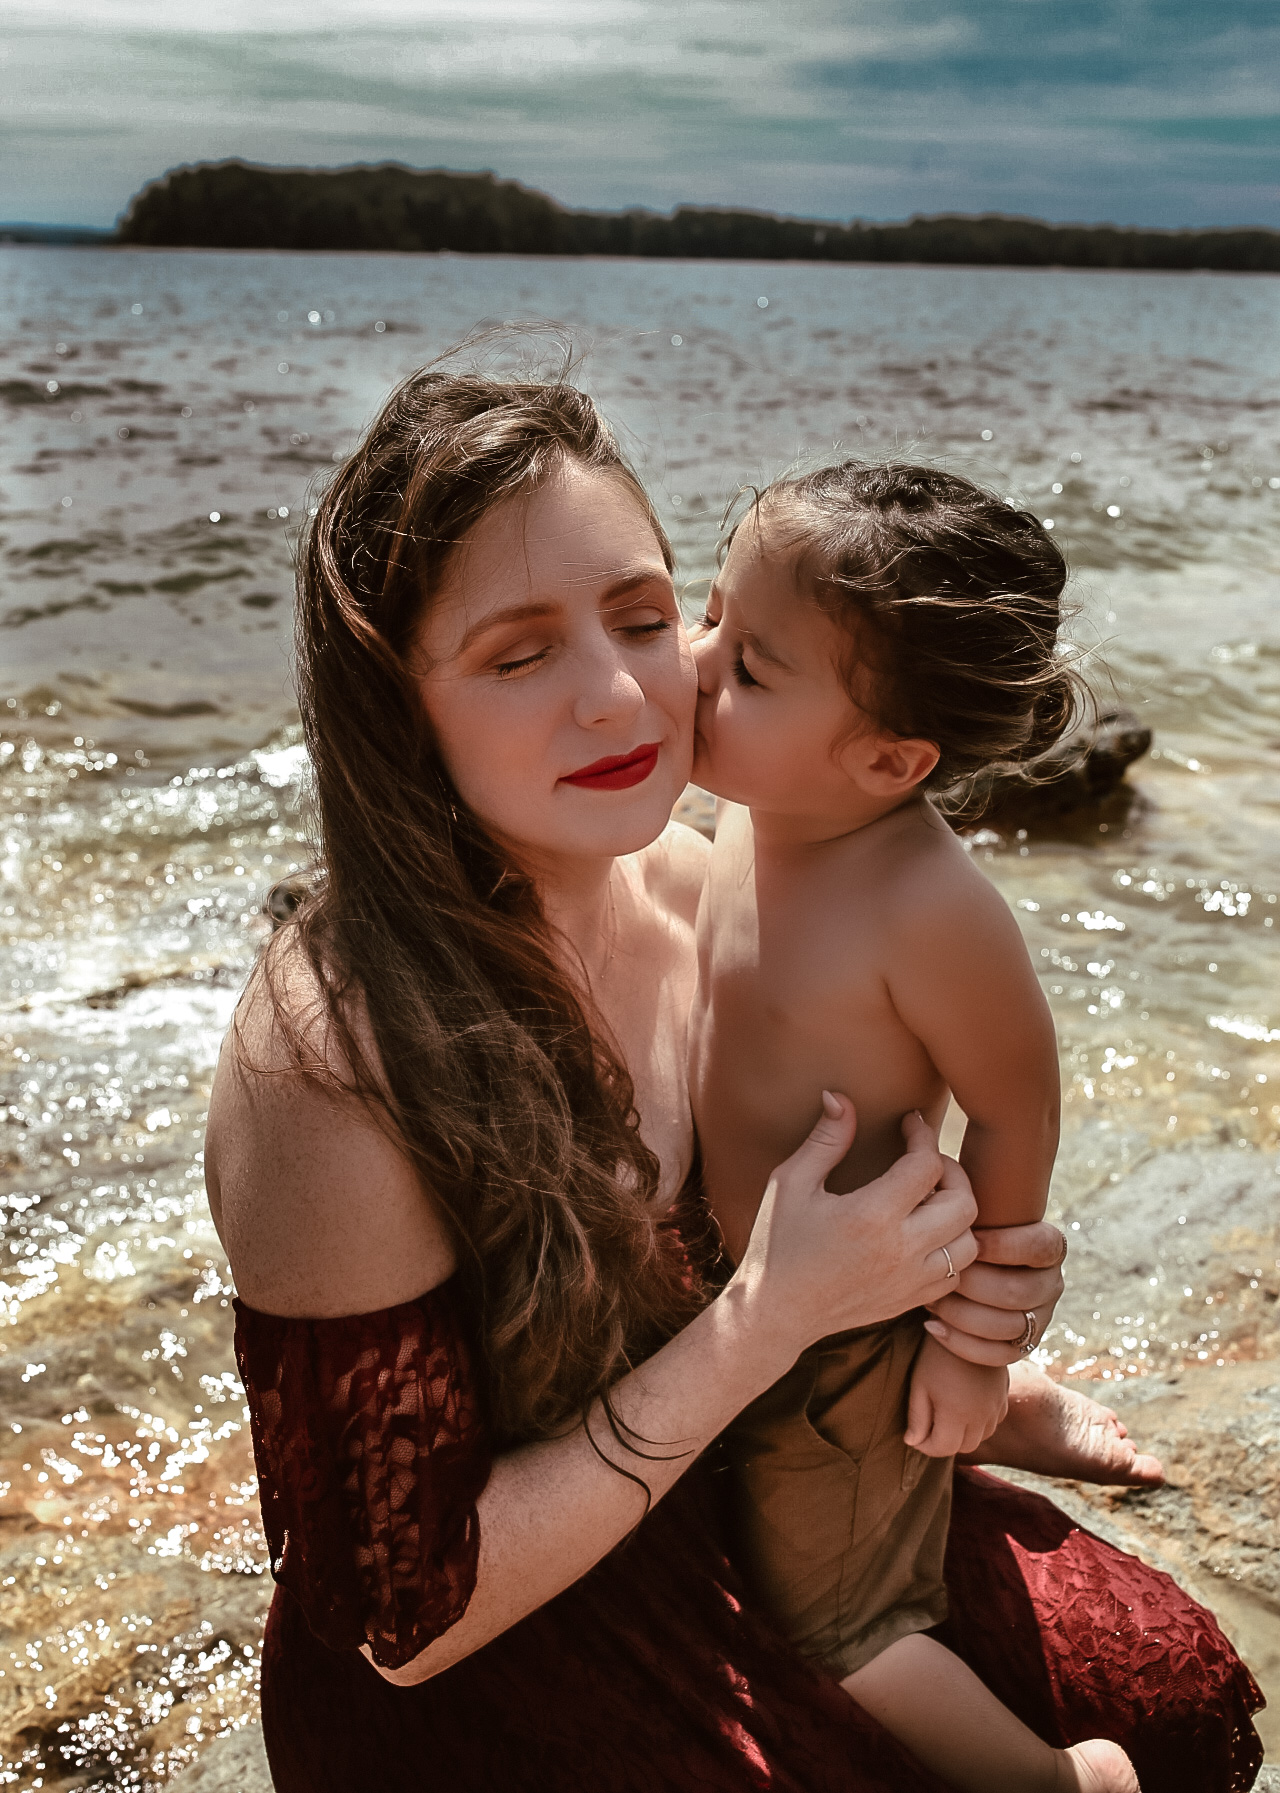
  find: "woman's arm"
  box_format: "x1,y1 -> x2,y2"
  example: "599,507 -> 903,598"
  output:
205,954 -> 461,1316
376,1099 -> 977,1684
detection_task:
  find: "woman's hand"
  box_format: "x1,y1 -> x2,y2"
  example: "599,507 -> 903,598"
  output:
731,1096 -> 979,1366
922,1220 -> 1067,1367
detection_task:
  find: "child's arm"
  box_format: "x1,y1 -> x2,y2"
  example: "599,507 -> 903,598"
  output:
886,861 -> 1060,1232
887,859 -> 1060,1456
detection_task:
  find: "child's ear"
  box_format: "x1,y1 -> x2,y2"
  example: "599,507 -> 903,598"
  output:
841,730 -> 940,796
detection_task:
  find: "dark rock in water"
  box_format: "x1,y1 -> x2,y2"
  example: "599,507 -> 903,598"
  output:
949,704 -> 1152,831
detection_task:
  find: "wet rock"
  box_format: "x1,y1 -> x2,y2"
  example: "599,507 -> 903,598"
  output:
1048,1144 -> 1280,1376
949,703 -> 1153,831
995,1360 -> 1280,1766
167,1720 -> 271,1791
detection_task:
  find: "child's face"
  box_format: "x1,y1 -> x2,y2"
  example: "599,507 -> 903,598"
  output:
691,513 -> 871,811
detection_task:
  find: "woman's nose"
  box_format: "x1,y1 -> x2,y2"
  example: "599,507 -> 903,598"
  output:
572,640 -> 646,729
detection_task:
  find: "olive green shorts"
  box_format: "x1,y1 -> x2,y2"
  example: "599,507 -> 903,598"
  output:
727,1312 -> 951,1679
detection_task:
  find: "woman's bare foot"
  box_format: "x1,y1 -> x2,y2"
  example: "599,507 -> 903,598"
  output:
1057,1738 -> 1140,1791
961,1363 -> 1164,1486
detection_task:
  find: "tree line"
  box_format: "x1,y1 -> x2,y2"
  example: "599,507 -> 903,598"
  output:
116,161 -> 1280,272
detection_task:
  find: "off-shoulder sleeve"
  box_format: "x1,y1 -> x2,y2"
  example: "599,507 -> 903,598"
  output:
233,1284 -> 491,1670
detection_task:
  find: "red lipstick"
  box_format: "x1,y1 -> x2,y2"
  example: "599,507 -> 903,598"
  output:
560,743 -> 661,791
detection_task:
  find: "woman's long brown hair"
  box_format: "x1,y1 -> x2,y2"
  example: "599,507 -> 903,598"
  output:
257,363 -> 702,1445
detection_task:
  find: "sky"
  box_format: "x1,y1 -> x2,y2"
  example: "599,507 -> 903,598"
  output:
3,0 -> 1278,230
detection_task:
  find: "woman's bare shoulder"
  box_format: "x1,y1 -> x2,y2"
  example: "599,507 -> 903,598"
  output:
633,818 -> 711,927
205,932 -> 458,1319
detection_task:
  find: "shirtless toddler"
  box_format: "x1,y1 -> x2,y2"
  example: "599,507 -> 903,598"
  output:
689,462 -> 1138,1792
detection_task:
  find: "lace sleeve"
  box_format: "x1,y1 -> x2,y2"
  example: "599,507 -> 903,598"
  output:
234,1284 -> 491,1670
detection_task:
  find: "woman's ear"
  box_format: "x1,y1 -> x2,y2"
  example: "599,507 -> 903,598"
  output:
840,730 -> 940,797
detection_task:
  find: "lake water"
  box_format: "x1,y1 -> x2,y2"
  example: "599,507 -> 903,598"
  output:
2,247 -> 1279,1787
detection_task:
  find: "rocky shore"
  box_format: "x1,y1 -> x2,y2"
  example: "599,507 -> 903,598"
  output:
1000,1363 -> 1280,1757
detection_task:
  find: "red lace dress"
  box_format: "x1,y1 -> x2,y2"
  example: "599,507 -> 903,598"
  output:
234,1282 -> 1265,1793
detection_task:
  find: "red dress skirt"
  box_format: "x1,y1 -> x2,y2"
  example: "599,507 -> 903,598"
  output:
234,1284 -> 1265,1793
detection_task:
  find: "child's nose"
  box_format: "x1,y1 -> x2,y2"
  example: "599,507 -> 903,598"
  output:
691,632 -> 718,693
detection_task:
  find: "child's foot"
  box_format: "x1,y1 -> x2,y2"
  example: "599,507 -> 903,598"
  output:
1058,1738 -> 1140,1791
962,1363 -> 1164,1487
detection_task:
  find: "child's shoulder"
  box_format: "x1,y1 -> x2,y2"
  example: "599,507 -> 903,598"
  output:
872,805 -> 1014,937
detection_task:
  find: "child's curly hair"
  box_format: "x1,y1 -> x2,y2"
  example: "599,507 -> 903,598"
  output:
742,461 -> 1081,807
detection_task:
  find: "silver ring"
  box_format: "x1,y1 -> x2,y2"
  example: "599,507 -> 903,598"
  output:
1015,1310 -> 1038,1356
941,1245 -> 958,1281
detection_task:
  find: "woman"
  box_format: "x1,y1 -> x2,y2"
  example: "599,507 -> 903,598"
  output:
206,367 -> 1263,1791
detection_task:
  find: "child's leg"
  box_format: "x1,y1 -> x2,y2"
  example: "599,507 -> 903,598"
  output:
843,1633 -> 1139,1793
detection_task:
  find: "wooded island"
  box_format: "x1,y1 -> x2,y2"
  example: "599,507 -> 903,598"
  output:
115,161 -> 1280,271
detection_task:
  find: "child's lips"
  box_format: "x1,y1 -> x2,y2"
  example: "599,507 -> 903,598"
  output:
559,743 -> 662,791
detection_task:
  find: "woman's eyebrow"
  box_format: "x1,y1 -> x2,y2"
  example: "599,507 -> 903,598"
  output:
458,600 -> 561,651
457,567 -> 668,650
598,566 -> 674,609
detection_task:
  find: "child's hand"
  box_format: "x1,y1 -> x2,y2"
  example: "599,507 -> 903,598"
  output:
905,1332 -> 1009,1458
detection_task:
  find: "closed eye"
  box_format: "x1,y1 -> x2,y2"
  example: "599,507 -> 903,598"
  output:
621,619 -> 671,641
732,646 -> 760,688
495,647 -> 551,677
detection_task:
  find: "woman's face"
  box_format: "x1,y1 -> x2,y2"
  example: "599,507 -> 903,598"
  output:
413,461 -> 696,869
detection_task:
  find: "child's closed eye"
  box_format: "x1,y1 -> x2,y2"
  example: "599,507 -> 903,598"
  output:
732,647 -> 760,689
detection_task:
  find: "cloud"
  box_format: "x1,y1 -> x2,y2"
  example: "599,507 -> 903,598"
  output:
1,0 -> 1276,227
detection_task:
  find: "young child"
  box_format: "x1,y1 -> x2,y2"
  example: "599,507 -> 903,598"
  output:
689,462 -> 1138,1793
